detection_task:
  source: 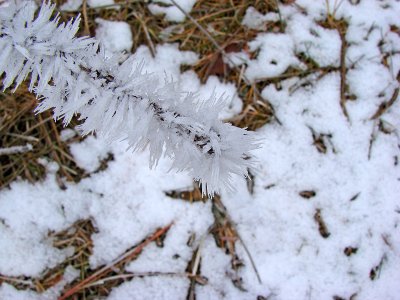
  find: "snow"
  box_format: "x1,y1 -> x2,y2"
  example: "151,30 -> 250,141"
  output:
1,0 -> 400,300
95,18 -> 133,55
285,11 -> 342,67
245,33 -> 300,81
59,128 -> 76,142
242,7 -> 280,30
87,0 -> 115,7
69,135 -> 110,172
180,72 -> 243,120
107,277 -> 189,300
60,0 -> 116,11
131,43 -> 199,77
148,0 -> 197,22
59,0 -> 81,11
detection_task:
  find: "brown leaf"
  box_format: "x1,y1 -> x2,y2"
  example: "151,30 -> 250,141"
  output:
299,190 -> 316,199
344,247 -> 358,256
314,209 -> 330,238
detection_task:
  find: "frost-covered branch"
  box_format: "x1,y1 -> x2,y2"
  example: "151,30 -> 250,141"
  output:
0,1 -> 258,195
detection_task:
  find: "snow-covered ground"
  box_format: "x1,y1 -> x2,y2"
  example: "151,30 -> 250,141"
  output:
1,1 -> 400,299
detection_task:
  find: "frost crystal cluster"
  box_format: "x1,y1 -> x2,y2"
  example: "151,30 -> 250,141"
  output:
0,1 -> 258,195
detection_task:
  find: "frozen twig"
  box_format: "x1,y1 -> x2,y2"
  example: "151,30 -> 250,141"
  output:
0,1 -> 259,196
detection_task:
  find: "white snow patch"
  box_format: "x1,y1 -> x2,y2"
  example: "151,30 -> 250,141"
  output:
95,18 -> 133,55
60,128 -> 76,142
61,0 -> 117,11
88,0 -> 115,7
180,72 -> 243,120
242,6 -> 280,30
69,135 -> 111,173
148,0 -> 196,22
245,33 -> 299,81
